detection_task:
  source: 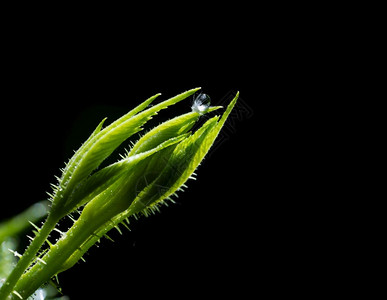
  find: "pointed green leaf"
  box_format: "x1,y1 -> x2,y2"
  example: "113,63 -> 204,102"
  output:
59,93 -> 161,190
128,105 -> 223,157
128,111 -> 200,156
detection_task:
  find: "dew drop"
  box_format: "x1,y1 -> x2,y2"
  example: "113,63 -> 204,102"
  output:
191,93 -> 211,115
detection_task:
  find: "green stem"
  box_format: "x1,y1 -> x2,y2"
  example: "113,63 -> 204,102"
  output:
60,209 -> 133,272
13,216 -> 100,299
0,215 -> 57,300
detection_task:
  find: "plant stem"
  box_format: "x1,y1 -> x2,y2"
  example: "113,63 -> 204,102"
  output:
0,215 -> 57,300
13,216 -> 101,299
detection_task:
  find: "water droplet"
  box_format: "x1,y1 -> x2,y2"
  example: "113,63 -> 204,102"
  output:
191,93 -> 211,115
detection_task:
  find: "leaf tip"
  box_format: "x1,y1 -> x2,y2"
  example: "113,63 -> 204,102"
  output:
206,106 -> 223,113
190,87 -> 202,93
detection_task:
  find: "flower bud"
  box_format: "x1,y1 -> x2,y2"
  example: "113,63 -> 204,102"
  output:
75,99 -> 225,232
54,93 -> 238,276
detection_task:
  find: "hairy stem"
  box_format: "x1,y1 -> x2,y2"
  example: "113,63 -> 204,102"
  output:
0,215 -> 57,300
13,215 -> 104,299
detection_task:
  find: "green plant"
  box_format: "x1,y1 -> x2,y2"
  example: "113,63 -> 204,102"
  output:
0,88 -> 239,299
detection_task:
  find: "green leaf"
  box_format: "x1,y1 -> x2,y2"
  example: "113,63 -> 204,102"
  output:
129,105 -> 223,157
128,112 -> 199,156
0,202 -> 49,244
0,239 -> 18,280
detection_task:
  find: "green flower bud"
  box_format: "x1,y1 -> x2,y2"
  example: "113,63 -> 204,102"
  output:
72,98 -> 225,235
61,92 -> 239,271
